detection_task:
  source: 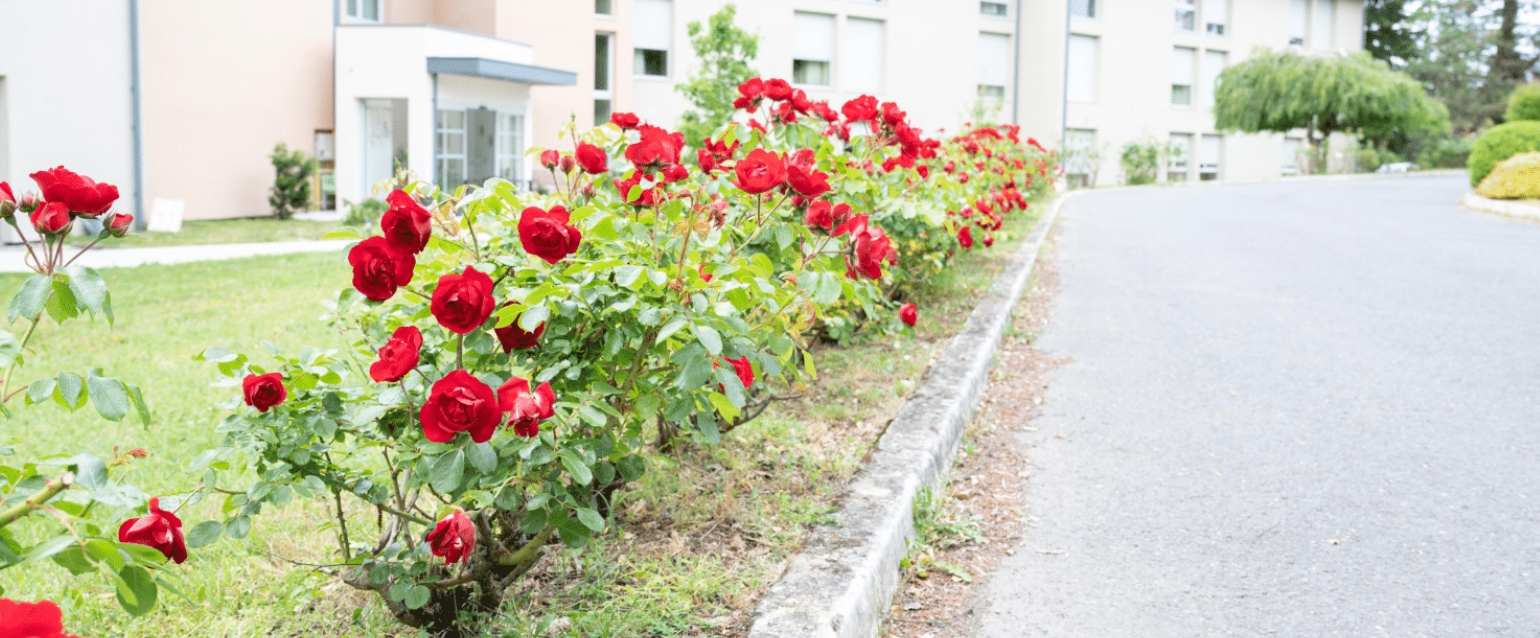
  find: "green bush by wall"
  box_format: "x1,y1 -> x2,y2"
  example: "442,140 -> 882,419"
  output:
1467,121 -> 1540,186
1506,83 -> 1540,123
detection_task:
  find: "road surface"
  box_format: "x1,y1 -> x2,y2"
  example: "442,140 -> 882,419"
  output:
977,175 -> 1540,637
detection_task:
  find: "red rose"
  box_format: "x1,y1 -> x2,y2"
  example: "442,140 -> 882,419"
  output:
117,497 -> 188,564
0,598 -> 80,638
497,376 -> 555,437
916,165 -> 929,179
899,303 -> 918,327
369,326 -> 422,383
381,189 -> 432,254
29,201 -> 70,234
615,173 -> 658,207
609,111 -> 641,129
812,102 -> 839,122
348,236 -> 416,301
575,142 -> 608,174
697,138 -> 739,173
107,212 -> 133,237
420,370 -> 500,443
243,372 -> 287,412
539,149 -> 560,169
426,510 -> 476,565
790,89 -> 812,113
30,166 -> 118,217
733,148 -> 787,195
728,356 -> 754,389
842,95 -> 879,122
764,78 -> 793,101
880,102 -> 907,128
983,234 -> 995,248
624,124 -> 684,172
0,182 -> 15,218
786,149 -> 831,198
805,200 -> 849,232
518,205 -> 583,264
772,101 -> 798,124
494,308 -> 544,353
558,154 -> 576,174
835,215 -> 896,280
733,78 -> 765,110
699,264 -> 713,282
957,226 -> 974,249
662,163 -> 689,183
430,266 -> 496,334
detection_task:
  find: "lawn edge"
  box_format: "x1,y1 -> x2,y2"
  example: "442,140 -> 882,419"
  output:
746,190 -> 1072,638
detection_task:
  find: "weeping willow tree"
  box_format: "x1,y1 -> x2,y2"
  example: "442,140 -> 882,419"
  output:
1214,50 -> 1450,173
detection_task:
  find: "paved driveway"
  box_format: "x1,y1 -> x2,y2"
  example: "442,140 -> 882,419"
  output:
977,175 -> 1540,637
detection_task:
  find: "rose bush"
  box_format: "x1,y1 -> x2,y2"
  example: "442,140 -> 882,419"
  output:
0,169 -> 178,623
185,79 -> 1056,634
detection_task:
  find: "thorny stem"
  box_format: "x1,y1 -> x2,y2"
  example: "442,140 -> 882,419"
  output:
333,486 -> 352,562
62,237 -> 102,269
0,472 -> 72,529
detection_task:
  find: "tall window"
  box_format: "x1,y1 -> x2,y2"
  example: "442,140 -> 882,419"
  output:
346,0 -> 381,22
595,33 -> 613,124
1066,35 -> 1098,103
1070,0 -> 1096,18
595,0 -> 612,15
1199,134 -> 1222,181
1201,50 -> 1226,110
1288,0 -> 1307,46
1168,133 -> 1193,182
843,17 -> 885,92
978,32 -> 1011,100
1175,0 -> 1196,31
1171,47 -> 1196,106
436,109 -> 466,191
497,113 -> 525,185
1202,0 -> 1227,35
1311,0 -> 1335,50
980,2 -> 1009,17
633,0 -> 671,77
793,12 -> 836,87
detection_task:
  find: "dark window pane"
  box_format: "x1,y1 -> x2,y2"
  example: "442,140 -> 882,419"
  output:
595,35 -> 611,90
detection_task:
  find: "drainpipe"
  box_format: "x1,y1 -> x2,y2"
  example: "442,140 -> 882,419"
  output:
1059,1 -> 1070,149
1011,0 -> 1022,125
431,74 -> 439,188
129,0 -> 145,230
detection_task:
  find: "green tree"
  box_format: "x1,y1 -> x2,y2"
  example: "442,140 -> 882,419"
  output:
268,143 -> 316,220
676,4 -> 758,147
1214,50 -> 1450,173
1364,0 -> 1418,66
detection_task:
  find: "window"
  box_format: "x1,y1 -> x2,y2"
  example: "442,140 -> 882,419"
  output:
794,12 -> 836,87
1069,0 -> 1096,18
1175,0 -> 1196,31
1199,134 -> 1222,180
1288,0 -> 1307,46
1201,50 -> 1226,109
1066,34 -> 1098,103
1282,137 -> 1303,175
633,0 -> 671,78
1168,133 -> 1192,182
365,99 -> 406,190
345,0 -> 381,22
497,113 -> 526,185
1065,129 -> 1097,188
842,18 -> 885,92
595,0 -> 612,15
981,2 -> 1008,16
1171,47 -> 1195,106
1311,0 -> 1335,50
436,109 -> 466,190
1203,0 -> 1227,35
977,32 -> 1011,100
595,33 -> 613,125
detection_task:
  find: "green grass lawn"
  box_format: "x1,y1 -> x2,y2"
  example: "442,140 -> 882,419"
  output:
67,218 -> 344,248
0,201 -> 1045,637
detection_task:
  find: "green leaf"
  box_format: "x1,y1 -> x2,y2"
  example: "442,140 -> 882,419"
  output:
560,451 -> 593,486
519,305 -> 550,331
613,265 -> 644,288
576,507 -> 605,532
466,442 -> 496,474
24,535 -> 76,563
115,565 -> 158,616
127,384 -> 151,426
44,278 -> 79,324
674,348 -> 714,390
0,331 -> 21,368
692,324 -> 723,356
714,366 -> 746,408
7,274 -> 51,322
70,453 -> 108,489
87,374 -> 131,422
65,266 -> 109,320
54,372 -> 86,410
815,271 -> 843,304
117,542 -> 168,566
26,378 -> 55,405
225,515 -> 252,539
84,538 -> 126,571
51,545 -> 95,576
557,522 -> 591,549
617,455 -> 646,482
707,391 -> 741,421
321,228 -> 363,240
186,521 -> 224,549
404,585 -> 430,610
696,411 -> 721,445
431,450 -> 466,493
520,507 -> 547,535
655,317 -> 688,343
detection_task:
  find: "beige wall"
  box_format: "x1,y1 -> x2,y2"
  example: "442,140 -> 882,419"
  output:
499,0 -> 635,157
142,0 -> 333,220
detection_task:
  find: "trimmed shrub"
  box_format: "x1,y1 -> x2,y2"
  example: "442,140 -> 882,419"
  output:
1476,152 -> 1540,199
1506,83 -> 1540,123
1467,121 -> 1540,186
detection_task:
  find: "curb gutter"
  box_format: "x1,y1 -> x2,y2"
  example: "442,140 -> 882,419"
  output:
1461,191 -> 1540,222
747,192 -> 1071,638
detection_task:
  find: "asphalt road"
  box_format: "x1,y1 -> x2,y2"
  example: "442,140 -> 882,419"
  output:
975,175 -> 1540,637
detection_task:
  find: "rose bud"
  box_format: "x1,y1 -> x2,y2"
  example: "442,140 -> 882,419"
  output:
117,497 -> 188,564
899,303 -> 918,327
127,447 -> 149,458
29,201 -> 71,235
540,149 -> 560,169
0,182 -> 15,218
427,510 -> 476,564
243,372 -> 287,412
107,212 -> 133,238
559,153 -> 576,174
581,182 -> 597,198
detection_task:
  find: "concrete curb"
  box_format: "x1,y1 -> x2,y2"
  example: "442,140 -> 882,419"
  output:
1461,191 -> 1540,222
747,192 -> 1071,638
0,239 -> 351,273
